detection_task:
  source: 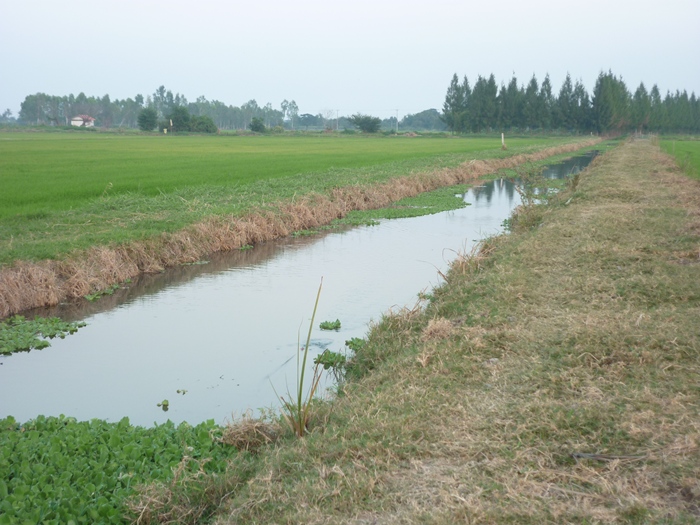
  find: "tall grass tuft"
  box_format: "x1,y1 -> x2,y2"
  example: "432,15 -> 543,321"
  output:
276,277 -> 325,437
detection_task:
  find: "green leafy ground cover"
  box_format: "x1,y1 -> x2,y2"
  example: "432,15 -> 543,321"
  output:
661,136 -> 700,179
0,416 -> 235,524
0,133 -> 573,265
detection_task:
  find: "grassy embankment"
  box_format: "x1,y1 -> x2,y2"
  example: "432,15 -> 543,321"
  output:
0,133 -> 598,316
147,137 -> 696,524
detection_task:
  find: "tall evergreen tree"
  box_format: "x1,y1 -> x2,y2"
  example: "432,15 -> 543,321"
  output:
442,73 -> 466,133
459,76 -> 471,132
649,85 -> 666,132
539,74 -> 555,130
631,82 -> 651,132
469,75 -> 498,132
497,76 -> 522,130
592,71 -> 630,134
556,74 -> 575,130
691,93 -> 700,133
522,75 -> 541,129
572,79 -> 592,132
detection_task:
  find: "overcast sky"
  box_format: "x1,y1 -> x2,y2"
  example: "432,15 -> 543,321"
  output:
2,0 -> 699,120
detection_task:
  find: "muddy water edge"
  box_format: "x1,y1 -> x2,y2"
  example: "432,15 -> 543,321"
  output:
0,151 -> 598,426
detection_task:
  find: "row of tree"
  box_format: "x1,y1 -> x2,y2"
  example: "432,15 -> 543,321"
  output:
442,71 -> 700,134
7,74 -> 698,134
11,87 -> 303,131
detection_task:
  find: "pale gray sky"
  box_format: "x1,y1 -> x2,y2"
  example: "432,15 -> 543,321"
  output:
2,0 -> 699,120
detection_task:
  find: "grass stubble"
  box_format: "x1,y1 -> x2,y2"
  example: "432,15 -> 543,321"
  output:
143,137 -> 700,525
0,139 -> 600,317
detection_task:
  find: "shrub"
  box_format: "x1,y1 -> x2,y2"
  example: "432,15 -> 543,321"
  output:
137,108 -> 158,131
348,114 -> 382,133
248,117 -> 266,133
191,115 -> 218,133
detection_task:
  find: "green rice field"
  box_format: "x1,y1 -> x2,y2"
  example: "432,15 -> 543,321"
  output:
0,132 -> 575,265
661,137 -> 700,180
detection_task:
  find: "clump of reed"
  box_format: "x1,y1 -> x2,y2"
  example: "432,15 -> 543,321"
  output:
275,278 -> 325,438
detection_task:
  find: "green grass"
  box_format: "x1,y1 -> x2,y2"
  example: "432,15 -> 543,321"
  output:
0,132 -> 574,265
661,136 -> 700,179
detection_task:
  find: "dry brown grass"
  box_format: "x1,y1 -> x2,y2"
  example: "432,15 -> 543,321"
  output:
0,140 -> 599,318
217,413 -> 280,453
127,456 -> 242,525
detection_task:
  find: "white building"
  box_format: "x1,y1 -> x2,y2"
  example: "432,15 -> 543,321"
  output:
71,115 -> 95,127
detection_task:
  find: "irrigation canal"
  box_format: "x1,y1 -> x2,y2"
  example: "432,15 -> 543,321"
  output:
0,153 -> 596,427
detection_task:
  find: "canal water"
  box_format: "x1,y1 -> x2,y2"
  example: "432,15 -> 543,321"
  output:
0,152 -> 596,426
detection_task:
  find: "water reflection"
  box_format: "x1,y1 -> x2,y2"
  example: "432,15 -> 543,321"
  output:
469,177 -> 518,205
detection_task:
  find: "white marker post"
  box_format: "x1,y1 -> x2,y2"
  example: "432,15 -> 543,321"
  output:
501,133 -> 507,150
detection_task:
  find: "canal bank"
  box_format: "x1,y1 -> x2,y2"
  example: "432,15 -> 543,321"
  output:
196,138 -> 699,523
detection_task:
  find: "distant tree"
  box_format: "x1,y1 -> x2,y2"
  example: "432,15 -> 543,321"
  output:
692,93 -> 700,133
469,75 -> 498,132
572,79 -> 592,132
348,113 -> 382,133
649,85 -> 666,132
539,74 -> 555,130
98,94 -> 113,128
19,93 -> 48,125
0,108 -> 15,124
190,115 -> 218,133
401,109 -> 447,131
498,76 -> 522,130
630,83 -> 651,133
522,75 -> 541,129
669,90 -> 695,133
287,100 -> 299,130
249,117 -> 266,133
592,71 -> 630,134
297,113 -> 322,129
168,105 -> 191,132
442,73 -> 466,133
137,107 -> 158,131
556,74 -> 575,130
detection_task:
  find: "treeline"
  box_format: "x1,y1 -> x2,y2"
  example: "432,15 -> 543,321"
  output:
442,71 -> 700,134
9,87 -> 447,133
8,72 -> 698,134
13,87 -> 301,131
